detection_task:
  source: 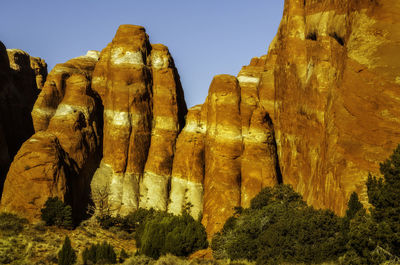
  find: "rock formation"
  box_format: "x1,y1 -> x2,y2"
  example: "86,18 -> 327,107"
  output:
170,0 -> 400,235
1,51 -> 101,221
0,42 -> 47,197
169,74 -> 281,236
168,104 -> 206,220
1,0 -> 400,237
261,0 -> 400,215
0,132 -> 75,221
90,25 -> 187,215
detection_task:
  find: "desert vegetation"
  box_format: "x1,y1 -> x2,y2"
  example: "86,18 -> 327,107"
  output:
98,208 -> 208,259
212,144 -> 400,265
2,145 -> 400,265
41,197 -> 74,229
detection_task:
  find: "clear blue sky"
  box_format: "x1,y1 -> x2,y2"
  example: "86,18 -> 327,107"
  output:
1,0 -> 284,107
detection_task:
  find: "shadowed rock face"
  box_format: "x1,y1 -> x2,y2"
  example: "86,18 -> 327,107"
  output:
0,43 -> 47,197
1,52 -> 101,222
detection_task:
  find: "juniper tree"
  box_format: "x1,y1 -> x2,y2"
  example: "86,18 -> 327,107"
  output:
58,236 -> 76,265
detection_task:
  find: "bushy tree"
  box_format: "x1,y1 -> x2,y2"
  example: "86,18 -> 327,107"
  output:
343,211 -> 380,265
97,208 -> 208,259
82,241 -> 116,264
58,236 -> 76,265
346,192 -> 364,220
0,212 -> 28,236
212,184 -> 345,264
367,144 -> 400,256
139,212 -> 208,259
41,197 -> 73,229
250,184 -> 304,210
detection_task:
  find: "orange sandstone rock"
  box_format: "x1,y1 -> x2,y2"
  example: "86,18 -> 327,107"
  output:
202,75 -> 242,236
1,52 -> 100,221
91,25 -> 187,214
168,105 -> 206,218
0,132 -> 74,221
140,44 -> 187,211
241,107 -> 280,208
264,0 -> 400,215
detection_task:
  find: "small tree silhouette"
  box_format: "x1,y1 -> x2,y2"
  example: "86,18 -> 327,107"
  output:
58,236 -> 76,265
88,184 -> 118,218
41,197 -> 73,229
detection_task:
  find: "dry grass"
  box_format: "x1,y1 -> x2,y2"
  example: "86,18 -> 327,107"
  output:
123,254 -> 256,265
0,217 -> 136,264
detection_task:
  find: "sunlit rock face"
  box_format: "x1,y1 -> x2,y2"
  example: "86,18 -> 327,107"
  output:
177,0 -> 400,236
261,0 -> 400,215
168,105 -> 206,220
1,53 -> 101,221
0,132 -> 75,221
2,0 -> 400,236
201,75 -> 243,236
90,25 -> 187,215
0,43 -> 47,197
170,74 -> 281,236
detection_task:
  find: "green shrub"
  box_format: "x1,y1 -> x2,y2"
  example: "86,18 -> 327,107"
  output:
212,184 -> 345,264
139,212 -> 208,259
256,207 -> 344,265
249,184 -> 305,210
0,212 -> 27,236
97,208 -> 207,259
366,144 -> 400,257
82,241 -> 117,264
97,208 -> 155,232
41,197 -> 73,229
58,236 -> 77,265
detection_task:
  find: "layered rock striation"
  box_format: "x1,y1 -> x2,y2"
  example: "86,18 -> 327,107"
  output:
263,0 -> 400,215
90,25 -> 187,215
169,74 -> 282,236
169,0 -> 400,235
1,0 -> 400,237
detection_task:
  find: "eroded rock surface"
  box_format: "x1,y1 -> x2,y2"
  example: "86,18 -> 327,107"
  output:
262,0 -> 400,215
168,105 -> 206,219
2,0 -> 400,236
1,52 -> 101,221
91,25 -> 187,215
0,132 -> 75,221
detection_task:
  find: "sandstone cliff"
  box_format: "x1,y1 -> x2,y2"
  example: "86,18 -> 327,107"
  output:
263,0 -> 400,215
1,0 -> 400,238
171,0 -> 400,235
90,25 -> 187,215
1,51 -> 101,221
0,25 -> 187,222
169,74 -> 281,235
0,42 -> 47,197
